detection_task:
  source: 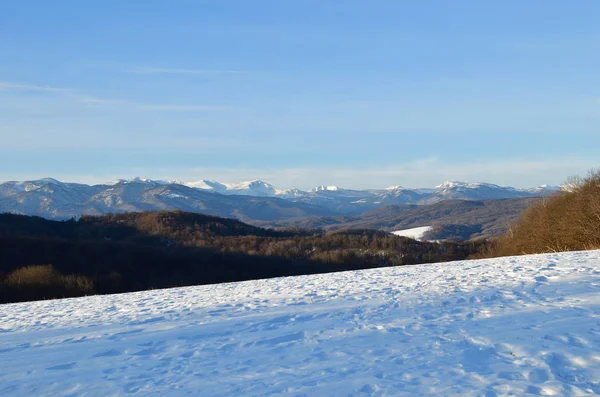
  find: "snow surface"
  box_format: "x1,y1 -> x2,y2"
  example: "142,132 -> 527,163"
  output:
2,251 -> 600,396
391,226 -> 433,241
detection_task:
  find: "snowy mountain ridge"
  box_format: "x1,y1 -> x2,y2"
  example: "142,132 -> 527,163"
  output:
98,177 -> 560,198
0,177 -> 562,220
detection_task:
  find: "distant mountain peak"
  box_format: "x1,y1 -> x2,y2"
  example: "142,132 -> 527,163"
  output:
225,180 -> 274,189
435,181 -> 505,190
107,179 -> 127,185
185,180 -> 226,191
37,177 -> 61,184
527,184 -> 562,193
384,185 -> 404,191
435,181 -> 469,189
536,184 -> 561,190
311,185 -> 340,192
107,177 -> 161,185
130,177 -> 153,183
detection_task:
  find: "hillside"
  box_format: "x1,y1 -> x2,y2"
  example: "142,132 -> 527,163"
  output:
0,212 -> 482,303
2,250 -> 599,396
488,171 -> 600,256
257,197 -> 540,240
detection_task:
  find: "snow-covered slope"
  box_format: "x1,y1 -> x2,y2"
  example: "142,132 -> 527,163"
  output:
2,250 -> 600,396
391,225 -> 433,240
183,179 -> 227,192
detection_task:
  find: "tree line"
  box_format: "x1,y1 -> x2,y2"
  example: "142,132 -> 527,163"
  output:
0,211 -> 484,303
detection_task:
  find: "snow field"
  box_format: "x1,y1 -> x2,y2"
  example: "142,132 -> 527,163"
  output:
1,251 -> 600,396
391,226 -> 433,241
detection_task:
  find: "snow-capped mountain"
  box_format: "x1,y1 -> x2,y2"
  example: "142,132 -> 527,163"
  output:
525,184 -> 562,194
185,179 -> 307,199
416,181 -> 551,205
184,179 -> 228,192
286,181 -> 560,214
310,185 -> 342,192
180,178 -> 560,209
0,178 -> 333,221
0,177 -> 562,220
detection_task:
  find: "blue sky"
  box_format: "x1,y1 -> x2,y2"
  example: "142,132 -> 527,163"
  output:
1,0 -> 599,189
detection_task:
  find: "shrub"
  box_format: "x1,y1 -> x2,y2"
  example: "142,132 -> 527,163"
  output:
1,265 -> 94,303
5,264 -> 59,286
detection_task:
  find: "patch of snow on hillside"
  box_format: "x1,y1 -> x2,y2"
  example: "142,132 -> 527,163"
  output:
163,193 -> 188,199
391,225 -> 433,241
2,251 -> 600,396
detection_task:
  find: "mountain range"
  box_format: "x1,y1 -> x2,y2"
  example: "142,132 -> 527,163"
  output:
255,197 -> 541,241
0,177 -> 560,224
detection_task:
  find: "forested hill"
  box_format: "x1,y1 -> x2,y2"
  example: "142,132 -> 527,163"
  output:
0,211 -> 290,242
0,211 -> 484,303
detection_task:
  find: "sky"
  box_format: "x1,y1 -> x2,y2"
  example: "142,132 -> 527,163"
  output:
0,0 -> 599,189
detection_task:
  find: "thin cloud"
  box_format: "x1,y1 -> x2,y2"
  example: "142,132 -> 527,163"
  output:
0,81 -> 108,104
0,80 -> 235,112
135,104 -> 235,111
71,95 -> 126,105
0,81 -> 72,93
75,97 -> 235,112
129,67 -> 246,75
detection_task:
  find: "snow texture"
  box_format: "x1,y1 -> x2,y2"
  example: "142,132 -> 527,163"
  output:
391,226 -> 433,241
2,251 -> 600,396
